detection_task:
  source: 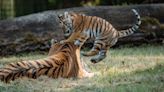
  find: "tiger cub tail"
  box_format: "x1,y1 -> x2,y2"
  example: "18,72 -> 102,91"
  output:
0,56 -> 62,83
117,9 -> 141,38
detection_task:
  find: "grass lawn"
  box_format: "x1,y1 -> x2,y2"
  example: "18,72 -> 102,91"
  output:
0,44 -> 164,92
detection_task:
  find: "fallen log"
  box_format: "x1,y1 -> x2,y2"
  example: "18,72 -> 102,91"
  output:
0,4 -> 164,56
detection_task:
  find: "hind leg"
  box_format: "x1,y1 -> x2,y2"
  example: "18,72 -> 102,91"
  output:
90,46 -> 109,63
90,38 -> 117,63
81,47 -> 99,56
81,41 -> 103,56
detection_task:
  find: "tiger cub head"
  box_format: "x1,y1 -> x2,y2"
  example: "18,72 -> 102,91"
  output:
58,12 -> 73,38
48,39 -> 61,56
48,39 -> 80,56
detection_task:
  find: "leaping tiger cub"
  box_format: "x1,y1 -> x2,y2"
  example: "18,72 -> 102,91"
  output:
0,41 -> 94,83
58,9 -> 141,63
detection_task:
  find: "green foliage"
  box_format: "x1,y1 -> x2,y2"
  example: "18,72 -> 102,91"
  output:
15,0 -> 48,16
142,17 -> 160,26
140,17 -> 162,36
81,0 -> 101,6
1,0 -> 163,19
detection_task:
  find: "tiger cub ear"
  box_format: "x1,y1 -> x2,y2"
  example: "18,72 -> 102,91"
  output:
58,14 -> 64,21
50,39 -> 57,47
64,12 -> 69,18
58,12 -> 69,21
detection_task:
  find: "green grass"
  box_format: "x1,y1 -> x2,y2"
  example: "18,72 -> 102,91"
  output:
0,45 -> 164,92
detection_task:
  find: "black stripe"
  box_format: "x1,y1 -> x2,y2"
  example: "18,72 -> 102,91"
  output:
9,64 -> 17,68
74,15 -> 84,32
32,69 -> 36,78
94,18 -> 99,37
50,58 -> 60,66
61,44 -> 69,49
136,23 -> 139,26
125,31 -> 129,35
99,19 -> 103,34
60,64 -> 64,76
79,15 -> 84,32
45,60 -> 52,67
94,44 -> 102,50
37,68 -> 44,75
137,18 -> 140,21
97,36 -> 107,41
27,62 -> 33,68
80,16 -> 85,32
80,35 -> 87,40
72,19 -> 74,24
22,69 -> 26,76
11,73 -> 17,81
27,70 -> 30,78
3,67 -> 14,71
44,68 -> 50,75
54,60 -> 61,66
128,29 -> 132,34
5,73 -> 12,82
62,51 -> 67,53
104,20 -> 106,32
95,41 -> 104,48
95,20 -> 99,36
18,71 -> 23,78
87,17 -> 93,29
91,17 -> 97,32
1,76 -> 4,82
57,64 -> 63,77
16,63 -> 21,67
52,67 -> 58,78
21,61 -> 26,66
94,46 -> 101,51
131,27 -> 135,31
36,61 -> 42,67
89,30 -> 92,38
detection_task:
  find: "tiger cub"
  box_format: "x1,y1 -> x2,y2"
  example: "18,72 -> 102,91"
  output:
58,9 -> 141,63
0,41 -> 94,83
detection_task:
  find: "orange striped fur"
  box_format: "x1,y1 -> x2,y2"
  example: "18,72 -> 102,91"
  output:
58,9 -> 141,63
0,42 -> 93,83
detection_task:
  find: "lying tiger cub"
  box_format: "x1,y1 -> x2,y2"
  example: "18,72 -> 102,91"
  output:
0,40 -> 94,83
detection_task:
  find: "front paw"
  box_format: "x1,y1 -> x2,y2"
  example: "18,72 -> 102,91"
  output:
60,40 -> 65,44
90,54 -> 106,63
74,40 -> 81,46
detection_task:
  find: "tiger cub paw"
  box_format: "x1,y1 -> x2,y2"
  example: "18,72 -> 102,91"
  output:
59,40 -> 65,44
84,72 -> 95,78
74,40 -> 81,46
85,72 -> 101,78
90,55 -> 106,63
50,39 -> 57,47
